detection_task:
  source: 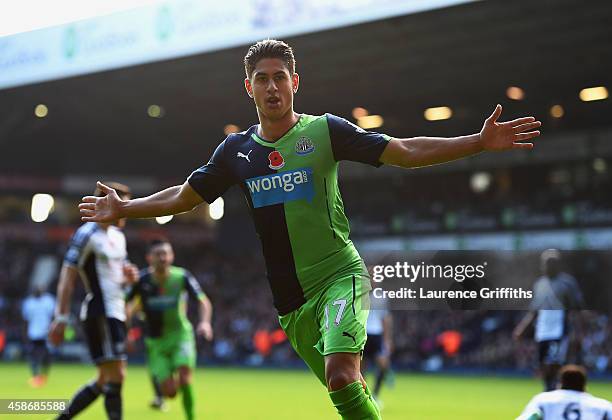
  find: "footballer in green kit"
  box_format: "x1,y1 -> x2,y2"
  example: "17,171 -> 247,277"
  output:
126,238 -> 213,420
80,39 -> 541,419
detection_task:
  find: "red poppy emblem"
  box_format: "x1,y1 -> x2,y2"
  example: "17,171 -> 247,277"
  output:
268,150 -> 285,170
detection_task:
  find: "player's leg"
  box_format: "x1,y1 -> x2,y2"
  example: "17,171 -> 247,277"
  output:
144,339 -> 165,409
172,337 -> 197,420
326,352 -> 361,389
319,275 -> 381,420
149,376 -> 165,408
158,373 -> 177,398
177,366 -> 195,420
56,316 -> 108,420
99,359 -> 126,420
30,340 -> 39,377
361,335 -> 384,398
540,338 -> 566,391
278,301 -> 327,386
280,302 -> 381,416
537,341 -> 547,390
160,377 -> 177,398
147,338 -> 177,398
41,340 -> 51,380
542,363 -> 560,391
279,273 -> 379,419
360,355 -> 369,374
29,340 -> 51,387
97,318 -> 129,420
28,340 -> 42,386
373,351 -> 390,398
326,353 -> 380,419
55,371 -> 104,419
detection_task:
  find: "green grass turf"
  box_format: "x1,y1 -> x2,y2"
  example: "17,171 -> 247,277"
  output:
2,363 -> 611,419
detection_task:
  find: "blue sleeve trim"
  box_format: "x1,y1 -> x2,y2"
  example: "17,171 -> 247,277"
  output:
187,138 -> 236,204
183,269 -> 205,300
326,113 -> 389,167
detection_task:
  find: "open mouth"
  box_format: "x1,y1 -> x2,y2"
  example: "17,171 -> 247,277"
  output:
267,97 -> 280,107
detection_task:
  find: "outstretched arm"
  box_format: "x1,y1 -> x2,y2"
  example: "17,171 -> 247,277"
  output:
380,104 -> 541,168
79,181 -> 203,223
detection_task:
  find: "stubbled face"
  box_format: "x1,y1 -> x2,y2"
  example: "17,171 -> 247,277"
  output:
147,243 -> 174,271
245,58 -> 299,121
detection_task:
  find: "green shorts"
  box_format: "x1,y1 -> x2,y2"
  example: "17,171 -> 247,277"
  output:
279,272 -> 371,386
145,333 -> 196,382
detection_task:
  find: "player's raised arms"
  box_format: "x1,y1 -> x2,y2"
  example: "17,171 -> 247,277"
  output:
380,104 -> 540,168
79,181 -> 203,223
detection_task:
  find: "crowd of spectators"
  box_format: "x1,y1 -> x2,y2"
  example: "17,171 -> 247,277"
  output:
341,159 -> 612,236
1,236 -> 610,375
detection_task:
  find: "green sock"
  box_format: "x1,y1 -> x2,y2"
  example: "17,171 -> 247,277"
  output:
363,383 -> 381,416
329,381 -> 381,420
181,383 -> 195,420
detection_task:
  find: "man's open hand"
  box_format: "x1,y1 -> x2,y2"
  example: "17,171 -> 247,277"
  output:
480,104 -> 541,151
79,181 -> 123,223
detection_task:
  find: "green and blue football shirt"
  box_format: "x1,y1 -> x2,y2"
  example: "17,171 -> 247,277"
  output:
126,266 -> 205,339
187,114 -> 390,315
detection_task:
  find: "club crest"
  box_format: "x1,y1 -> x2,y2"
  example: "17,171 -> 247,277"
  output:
295,136 -> 315,155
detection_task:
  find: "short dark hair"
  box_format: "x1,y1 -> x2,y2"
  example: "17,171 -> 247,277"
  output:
560,365 -> 587,391
94,181 -> 131,200
244,39 -> 295,79
146,237 -> 171,254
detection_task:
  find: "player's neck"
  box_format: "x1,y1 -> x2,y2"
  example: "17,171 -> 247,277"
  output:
257,109 -> 300,142
153,267 -> 170,280
96,222 -> 111,230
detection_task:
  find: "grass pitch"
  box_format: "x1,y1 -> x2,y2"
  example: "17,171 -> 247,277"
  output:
3,363 -> 611,419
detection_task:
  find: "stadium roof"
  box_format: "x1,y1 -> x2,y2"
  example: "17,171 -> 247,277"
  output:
1,0 -> 611,179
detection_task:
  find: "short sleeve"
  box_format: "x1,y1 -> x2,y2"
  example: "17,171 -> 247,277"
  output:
529,283 -> 540,310
64,226 -> 94,267
565,275 -> 584,309
326,113 -> 390,167
184,270 -> 206,301
187,139 -> 236,204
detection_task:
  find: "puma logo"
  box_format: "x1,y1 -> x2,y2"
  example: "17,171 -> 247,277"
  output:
342,331 -> 356,345
237,150 -> 252,162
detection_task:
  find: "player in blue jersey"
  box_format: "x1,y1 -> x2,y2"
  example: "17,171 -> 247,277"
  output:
79,40 -> 541,419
